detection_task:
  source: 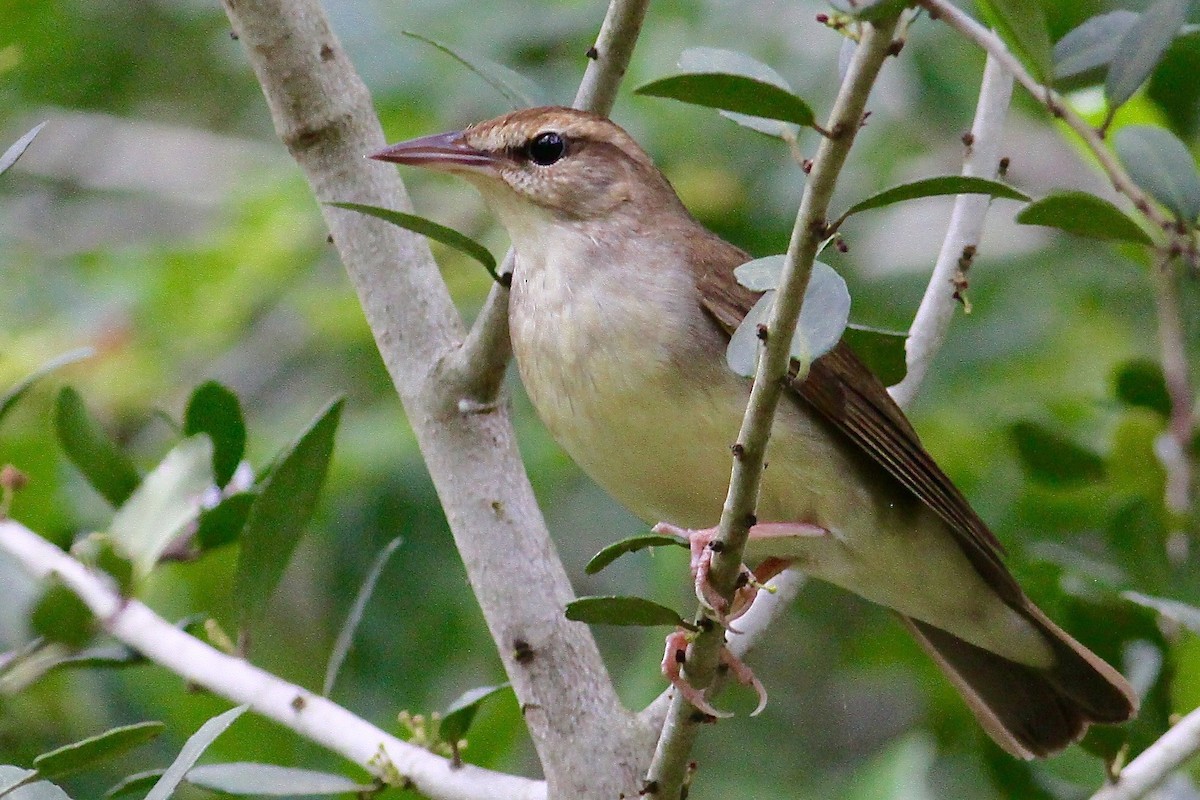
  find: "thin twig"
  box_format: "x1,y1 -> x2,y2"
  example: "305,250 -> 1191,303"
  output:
0,520 -> 546,800
916,0 -> 1177,238
890,53 -> 1013,408
642,16 -> 903,799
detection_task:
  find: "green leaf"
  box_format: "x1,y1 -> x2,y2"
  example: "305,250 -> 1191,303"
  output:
323,535 -> 403,697
1112,359 -> 1170,416
676,49 -> 803,138
0,348 -> 93,429
104,771 -> 163,799
108,435 -> 213,579
0,122 -> 47,178
565,595 -> 687,627
1123,591 -> 1200,635
439,683 -> 513,744
142,706 -> 247,800
843,325 -> 908,386
33,722 -> 164,780
195,492 -> 256,552
1009,421 -> 1107,487
54,387 -> 141,507
236,399 -> 342,624
184,381 -> 245,488
976,0 -> 1053,82
636,48 -> 815,128
401,31 -> 548,109
1053,11 -> 1140,85
1015,190 -> 1152,244
1105,0 -> 1187,110
585,532 -> 688,575
328,203 -> 500,281
185,763 -> 373,796
733,255 -> 786,292
840,176 -> 1029,219
30,580 -> 95,649
1114,125 -> 1200,222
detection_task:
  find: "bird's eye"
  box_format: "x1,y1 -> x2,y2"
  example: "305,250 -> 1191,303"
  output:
526,132 -> 566,166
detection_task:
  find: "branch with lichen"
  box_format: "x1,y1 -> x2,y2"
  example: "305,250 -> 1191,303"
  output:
642,15 -> 903,799
0,519 -> 546,800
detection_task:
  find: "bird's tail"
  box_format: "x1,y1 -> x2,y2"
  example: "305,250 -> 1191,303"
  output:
901,604 -> 1137,759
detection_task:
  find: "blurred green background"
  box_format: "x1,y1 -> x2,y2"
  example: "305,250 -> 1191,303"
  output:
2,0 -> 1200,797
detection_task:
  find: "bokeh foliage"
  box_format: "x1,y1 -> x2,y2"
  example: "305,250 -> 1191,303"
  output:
2,0 -> 1200,797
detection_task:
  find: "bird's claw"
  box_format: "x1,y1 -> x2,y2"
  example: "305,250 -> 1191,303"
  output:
660,631 -> 768,718
651,522 -> 760,630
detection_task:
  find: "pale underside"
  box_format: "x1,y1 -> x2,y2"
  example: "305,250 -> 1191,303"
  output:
500,203 -> 1051,670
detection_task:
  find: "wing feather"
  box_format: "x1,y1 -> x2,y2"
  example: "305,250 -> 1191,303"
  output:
693,247 -> 1020,601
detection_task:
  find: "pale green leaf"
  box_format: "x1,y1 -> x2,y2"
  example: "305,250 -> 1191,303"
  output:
1105,0 -> 1187,109
401,31 -> 548,109
142,706 -> 248,800
1114,125 -> 1200,222
0,122 -> 47,177
323,536 -> 403,697
109,435 -> 213,579
186,763 -> 372,796
0,348 -> 93,429
1053,11 -> 1140,84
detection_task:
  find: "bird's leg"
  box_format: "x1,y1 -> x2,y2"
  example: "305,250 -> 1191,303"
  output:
660,631 -> 769,718
661,630 -> 731,719
653,521 -> 826,626
654,520 -> 825,717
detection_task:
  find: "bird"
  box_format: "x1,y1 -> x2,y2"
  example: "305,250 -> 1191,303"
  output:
370,105 -> 1137,758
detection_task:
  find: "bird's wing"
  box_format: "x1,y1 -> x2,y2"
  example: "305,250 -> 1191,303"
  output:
695,253 -> 1020,600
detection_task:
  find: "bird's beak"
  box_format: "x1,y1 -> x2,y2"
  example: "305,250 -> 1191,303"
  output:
369,130 -> 498,174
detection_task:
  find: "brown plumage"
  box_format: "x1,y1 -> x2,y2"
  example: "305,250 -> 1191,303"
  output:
373,106 -> 1137,758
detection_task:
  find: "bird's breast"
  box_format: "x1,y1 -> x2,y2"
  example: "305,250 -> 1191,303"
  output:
508,231 -> 748,527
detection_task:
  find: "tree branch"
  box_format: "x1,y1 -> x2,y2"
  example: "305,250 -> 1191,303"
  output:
1088,703 -> 1200,800
643,16 -> 903,798
0,520 -> 546,800
889,53 -> 1013,408
916,0 -> 1177,238
218,0 -> 652,795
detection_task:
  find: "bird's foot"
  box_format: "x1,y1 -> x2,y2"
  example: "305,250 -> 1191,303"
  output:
661,630 -> 769,718
652,521 -> 823,628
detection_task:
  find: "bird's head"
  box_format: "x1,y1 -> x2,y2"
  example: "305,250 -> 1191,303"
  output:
371,106 -> 687,237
